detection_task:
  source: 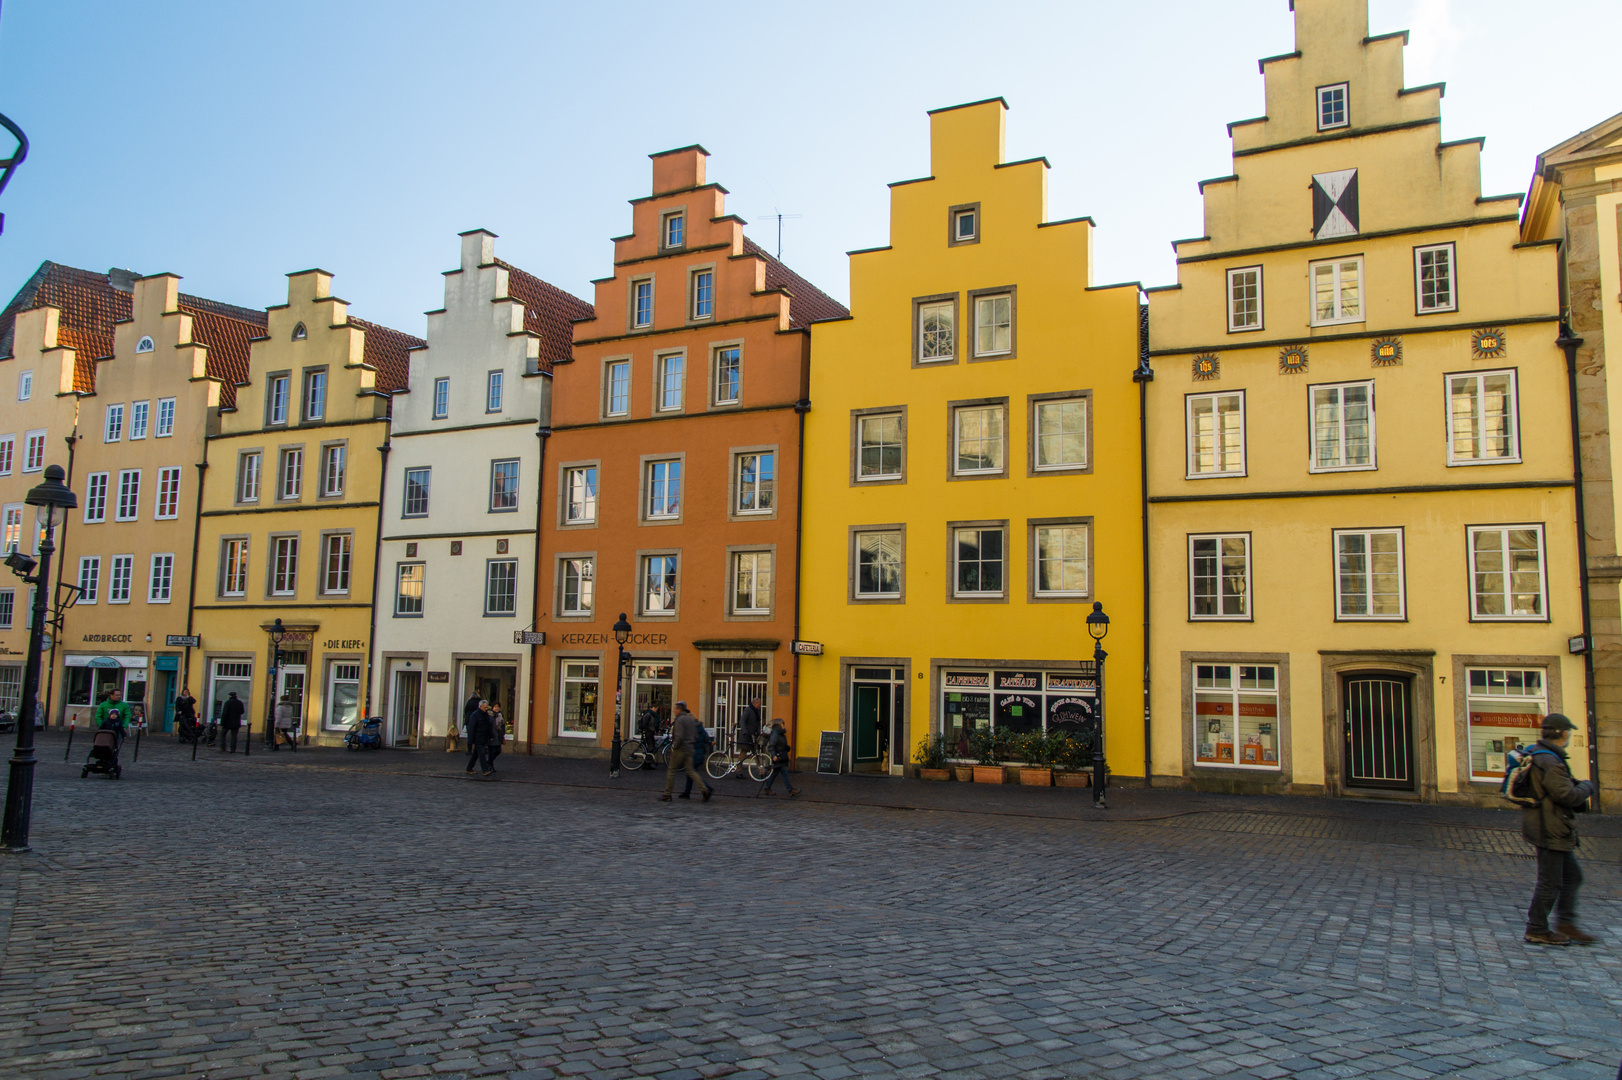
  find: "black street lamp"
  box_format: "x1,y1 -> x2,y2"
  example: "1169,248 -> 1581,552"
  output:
260,617 -> 285,755
610,613 -> 632,778
1086,600 -> 1110,810
1,465 -> 78,850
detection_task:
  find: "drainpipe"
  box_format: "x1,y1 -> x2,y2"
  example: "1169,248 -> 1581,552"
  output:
182,428 -> 211,700
791,396 -> 810,769
1558,324 -> 1600,807
1133,304 -> 1154,788
529,418 -> 550,755
44,429 -> 78,726
362,428 -> 390,730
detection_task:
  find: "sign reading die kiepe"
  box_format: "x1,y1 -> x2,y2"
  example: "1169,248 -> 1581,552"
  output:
166,634 -> 201,648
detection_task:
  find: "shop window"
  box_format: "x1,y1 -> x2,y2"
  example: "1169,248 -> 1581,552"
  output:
156,397 -> 175,437
484,559 -> 517,616
731,551 -> 772,615
953,404 -> 1005,476
402,467 -> 430,517
1190,534 -> 1250,620
1415,243 -> 1456,313
208,661 -> 253,725
326,662 -> 361,731
633,663 -> 673,731
395,562 -> 424,617
1334,528 -> 1404,619
237,453 -> 261,504
1227,266 -> 1263,331
1194,664 -> 1280,769
1311,381 -> 1374,471
156,467 -> 182,519
1317,83 -> 1349,130
1448,371 -> 1519,465
713,346 -> 739,405
1467,668 -> 1547,781
856,413 -> 903,481
1186,392 -> 1245,477
916,298 -> 955,363
67,665 -> 123,709
735,452 -> 774,514
105,404 -> 124,443
1468,524 -> 1546,620
559,660 -> 600,738
1310,257 -> 1363,326
854,530 -> 902,599
941,670 -> 1097,758
564,466 -> 597,524
953,526 -> 1004,598
82,474 -> 108,524
559,557 -> 594,615
641,554 -> 678,615
0,664 -> 19,715
130,401 -> 149,440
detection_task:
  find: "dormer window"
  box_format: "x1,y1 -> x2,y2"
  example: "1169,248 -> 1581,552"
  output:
135,336 -> 155,353
292,322 -> 308,341
663,212 -> 685,249
1317,83 -> 1349,131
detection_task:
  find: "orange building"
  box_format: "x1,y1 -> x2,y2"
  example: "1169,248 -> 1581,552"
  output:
530,146 -> 846,755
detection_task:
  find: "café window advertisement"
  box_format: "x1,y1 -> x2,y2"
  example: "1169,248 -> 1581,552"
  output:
1467,667 -> 1546,780
941,670 -> 1095,755
1193,664 -> 1280,769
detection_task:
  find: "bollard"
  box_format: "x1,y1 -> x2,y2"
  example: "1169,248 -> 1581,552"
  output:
63,719 -> 75,762
191,724 -> 199,761
133,723 -> 142,762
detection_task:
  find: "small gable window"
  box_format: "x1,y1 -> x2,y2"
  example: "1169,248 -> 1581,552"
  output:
292,322 -> 308,341
1317,83 -> 1349,131
135,336 -> 155,353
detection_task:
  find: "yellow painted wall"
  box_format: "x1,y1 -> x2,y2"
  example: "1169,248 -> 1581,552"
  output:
798,99 -> 1145,776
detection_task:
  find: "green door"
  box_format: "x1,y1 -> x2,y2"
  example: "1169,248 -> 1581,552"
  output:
853,685 -> 882,762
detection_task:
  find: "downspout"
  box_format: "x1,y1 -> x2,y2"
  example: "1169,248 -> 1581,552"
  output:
791,395 -> 810,767
44,429 -> 78,725
529,417 -> 550,755
183,424 -> 212,699
362,421 -> 390,729
1558,324 -> 1600,805
1133,302 -> 1154,789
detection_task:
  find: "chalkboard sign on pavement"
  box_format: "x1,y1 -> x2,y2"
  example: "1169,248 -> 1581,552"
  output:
816,730 -> 844,774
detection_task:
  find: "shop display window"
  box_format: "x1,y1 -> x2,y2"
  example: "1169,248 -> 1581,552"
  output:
941,669 -> 1096,758
1467,667 -> 1545,780
560,661 -> 600,738
634,663 -> 673,731
1193,664 -> 1280,770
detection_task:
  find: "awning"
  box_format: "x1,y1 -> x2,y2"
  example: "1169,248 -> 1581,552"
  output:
65,654 -> 148,669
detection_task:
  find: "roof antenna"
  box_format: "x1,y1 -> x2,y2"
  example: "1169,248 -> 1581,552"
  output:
758,180 -> 802,259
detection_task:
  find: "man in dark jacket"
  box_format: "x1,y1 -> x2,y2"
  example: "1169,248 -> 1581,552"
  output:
761,717 -> 799,797
682,720 -> 712,799
219,692 -> 244,754
661,701 -> 711,802
465,700 -> 494,778
738,699 -> 763,753
1522,713 -> 1599,945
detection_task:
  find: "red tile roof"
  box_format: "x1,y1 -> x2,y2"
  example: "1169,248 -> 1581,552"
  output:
347,316 -> 426,393
741,238 -> 849,329
0,262 -> 130,391
178,301 -> 264,409
493,259 -> 594,369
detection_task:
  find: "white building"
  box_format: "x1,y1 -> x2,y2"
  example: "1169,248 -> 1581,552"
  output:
371,231 -> 592,749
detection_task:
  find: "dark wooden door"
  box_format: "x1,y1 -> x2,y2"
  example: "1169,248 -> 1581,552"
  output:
1343,675 -> 1414,790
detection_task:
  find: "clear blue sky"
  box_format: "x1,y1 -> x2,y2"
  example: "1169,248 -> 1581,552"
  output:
0,0 -> 1616,332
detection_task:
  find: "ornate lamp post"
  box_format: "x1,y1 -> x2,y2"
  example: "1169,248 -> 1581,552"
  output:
1,465 -> 78,850
1085,600 -> 1110,810
260,617 -> 285,754
610,613 -> 632,778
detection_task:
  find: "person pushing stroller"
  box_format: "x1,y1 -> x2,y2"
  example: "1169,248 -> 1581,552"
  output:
93,689 -> 129,749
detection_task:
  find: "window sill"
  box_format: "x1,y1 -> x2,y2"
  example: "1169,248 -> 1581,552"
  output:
1446,458 -> 1523,468
1184,472 -> 1248,480
1469,615 -> 1550,624
1193,762 -> 1282,773
849,595 -> 904,605
1226,324 -> 1265,334
1032,464 -> 1090,475
1189,615 -> 1253,623
1416,305 -> 1458,316
1309,465 -> 1377,474
1310,317 -> 1366,329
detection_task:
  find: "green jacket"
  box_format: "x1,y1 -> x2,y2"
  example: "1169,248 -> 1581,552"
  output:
92,698 -> 127,732
1522,741 -> 1595,852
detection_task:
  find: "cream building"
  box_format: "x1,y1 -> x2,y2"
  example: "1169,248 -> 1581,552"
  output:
373,230 -> 591,750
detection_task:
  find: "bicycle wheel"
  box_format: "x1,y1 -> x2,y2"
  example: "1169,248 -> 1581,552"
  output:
621,739 -> 646,771
746,753 -> 772,782
706,751 -> 734,780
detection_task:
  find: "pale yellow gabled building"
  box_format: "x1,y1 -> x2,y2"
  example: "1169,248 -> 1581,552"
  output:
797,99 -> 1144,777
1145,0 -> 1581,802
192,270 -> 422,746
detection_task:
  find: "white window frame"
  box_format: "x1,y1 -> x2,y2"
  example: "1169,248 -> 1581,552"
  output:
1033,524 -> 1089,598
83,473 -> 108,524
321,444 -> 346,498
1189,533 -> 1252,621
271,535 -> 299,597
1309,380 -> 1376,473
1447,370 -> 1521,466
917,300 -> 955,362
1193,663 -> 1282,770
0,435 -> 12,476
148,553 -> 174,604
115,469 -> 141,521
1185,392 -> 1246,478
657,353 -> 684,412
732,550 -> 772,614
303,369 -> 326,422
432,377 -> 449,419
16,370 -> 31,402
237,452 -> 261,503
854,530 -> 902,598
640,553 -> 678,616
560,556 -> 594,616
952,525 -> 1006,598
0,588 -> 13,628
107,554 -> 133,604
953,207 -> 977,242
952,404 -> 1005,476
104,403 -> 124,443
484,559 -> 518,617
632,279 -> 654,329
402,467 -> 430,518
857,413 -> 903,481
321,533 -> 353,596
1226,266 -> 1263,332
1317,82 -> 1349,131
278,447 -> 303,500
22,431 -> 44,473
486,370 -> 503,413
735,452 -> 774,515
692,270 -> 715,321
395,562 -> 425,617
1033,397 -> 1088,472
489,459 -> 520,513
267,374 -> 290,426
221,538 -> 249,598
1333,527 -> 1406,621
564,466 -> 597,524
662,212 -> 684,249
155,397 -> 175,437
646,460 -> 681,520
972,293 -> 1012,358
155,466 -> 182,519
713,346 -> 740,405
605,360 -> 631,417
1309,256 -> 1364,326
129,400 -> 149,440
1414,242 -> 1457,314
1,506 -> 20,555
78,556 -> 101,604
325,663 -> 362,732
1465,668 -> 1548,782
1468,524 -> 1548,622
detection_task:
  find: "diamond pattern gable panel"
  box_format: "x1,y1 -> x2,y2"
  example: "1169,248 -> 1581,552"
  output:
1312,168 -> 1359,239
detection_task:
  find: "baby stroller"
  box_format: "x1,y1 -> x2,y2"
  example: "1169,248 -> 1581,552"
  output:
81,726 -> 123,780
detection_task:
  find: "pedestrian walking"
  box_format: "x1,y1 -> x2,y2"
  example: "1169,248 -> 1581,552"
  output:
1521,713 -> 1599,945
760,718 -> 799,797
219,691 -> 244,753
488,704 -> 507,770
681,717 -> 713,799
272,694 -> 298,750
739,697 -> 763,753
465,700 -> 495,778
660,700 -> 711,802
174,686 -> 197,740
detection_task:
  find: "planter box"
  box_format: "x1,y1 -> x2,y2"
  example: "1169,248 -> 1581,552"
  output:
1055,771 -> 1091,788
1019,767 -> 1053,787
972,765 -> 1005,784
952,765 -> 976,783
919,767 -> 951,782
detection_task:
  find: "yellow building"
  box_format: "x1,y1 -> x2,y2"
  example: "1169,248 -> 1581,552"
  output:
192,270 -> 422,745
797,98 -> 1144,777
1522,112 -> 1622,808
1145,0 -> 1581,802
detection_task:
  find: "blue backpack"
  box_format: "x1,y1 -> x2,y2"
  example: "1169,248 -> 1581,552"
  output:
1502,745 -> 1555,808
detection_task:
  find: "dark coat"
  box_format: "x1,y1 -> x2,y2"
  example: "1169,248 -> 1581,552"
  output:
467,710 -> 494,746
220,696 -> 245,729
767,727 -> 792,764
670,710 -> 700,753
463,694 -> 483,725
693,723 -> 712,761
1522,740 -> 1595,852
740,704 -> 762,740
174,694 -> 197,721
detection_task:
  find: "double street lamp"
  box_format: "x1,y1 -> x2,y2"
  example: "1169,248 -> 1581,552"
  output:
1086,600 -> 1110,810
610,613 -> 632,778
1,465 -> 79,850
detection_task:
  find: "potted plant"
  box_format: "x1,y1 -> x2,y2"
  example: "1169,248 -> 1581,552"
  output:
915,732 -> 951,781
970,728 -> 1004,784
947,728 -> 975,781
1053,729 -> 1093,787
1016,731 -> 1054,787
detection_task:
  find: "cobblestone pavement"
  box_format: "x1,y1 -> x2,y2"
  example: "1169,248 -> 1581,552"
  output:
3,736 -> 1622,1079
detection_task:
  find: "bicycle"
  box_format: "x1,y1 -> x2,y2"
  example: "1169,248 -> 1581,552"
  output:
706,729 -> 771,781
620,728 -> 671,771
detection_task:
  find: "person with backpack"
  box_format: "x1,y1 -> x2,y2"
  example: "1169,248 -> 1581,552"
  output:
660,701 -> 711,802
488,704 -> 507,771
760,717 -> 799,797
681,717 -> 712,800
1512,713 -> 1599,945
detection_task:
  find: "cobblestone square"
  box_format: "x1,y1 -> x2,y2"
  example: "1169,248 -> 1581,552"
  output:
2,738 -> 1621,1079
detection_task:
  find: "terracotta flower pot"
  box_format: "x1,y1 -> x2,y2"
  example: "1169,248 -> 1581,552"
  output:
1055,771 -> 1090,788
972,765 -> 1004,784
952,765 -> 975,783
1019,767 -> 1053,787
920,767 -> 951,781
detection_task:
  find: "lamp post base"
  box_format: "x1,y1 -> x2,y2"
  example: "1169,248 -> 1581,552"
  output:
0,750 -> 35,851
610,735 -> 622,779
